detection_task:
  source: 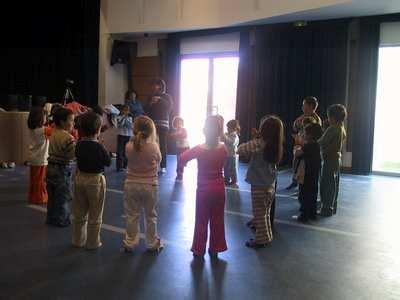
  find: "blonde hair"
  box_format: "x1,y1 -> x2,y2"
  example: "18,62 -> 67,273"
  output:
133,116 -> 157,152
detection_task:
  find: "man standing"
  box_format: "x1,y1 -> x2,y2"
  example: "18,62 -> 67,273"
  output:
145,78 -> 173,174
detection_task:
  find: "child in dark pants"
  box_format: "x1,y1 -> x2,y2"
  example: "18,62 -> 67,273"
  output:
116,105 -> 133,172
293,123 -> 323,222
319,104 -> 347,217
46,108 -> 75,227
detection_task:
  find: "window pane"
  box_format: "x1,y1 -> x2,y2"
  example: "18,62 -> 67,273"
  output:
212,57 -> 239,125
373,47 -> 400,173
180,58 -> 209,146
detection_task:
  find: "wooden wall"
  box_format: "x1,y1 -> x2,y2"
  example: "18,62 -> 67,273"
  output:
131,56 -> 162,104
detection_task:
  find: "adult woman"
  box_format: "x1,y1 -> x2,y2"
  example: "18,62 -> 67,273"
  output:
145,78 -> 173,173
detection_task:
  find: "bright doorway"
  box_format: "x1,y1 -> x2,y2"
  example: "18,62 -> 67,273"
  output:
373,46 -> 400,174
180,55 -> 239,146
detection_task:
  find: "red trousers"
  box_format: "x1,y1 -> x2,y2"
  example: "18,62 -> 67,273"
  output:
28,165 -> 48,205
191,183 -> 227,255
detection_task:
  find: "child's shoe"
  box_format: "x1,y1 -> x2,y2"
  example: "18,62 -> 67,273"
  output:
147,238 -> 164,253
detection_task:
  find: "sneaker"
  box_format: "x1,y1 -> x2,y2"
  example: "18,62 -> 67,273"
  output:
160,168 -> 166,174
7,162 -> 15,168
245,238 -> 269,249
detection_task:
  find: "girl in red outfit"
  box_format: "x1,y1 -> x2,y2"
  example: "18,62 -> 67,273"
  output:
178,115 -> 228,258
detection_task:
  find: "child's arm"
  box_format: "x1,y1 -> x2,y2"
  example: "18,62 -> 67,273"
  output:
100,143 -> 112,167
237,139 -> 258,156
177,146 -> 198,175
63,136 -> 76,161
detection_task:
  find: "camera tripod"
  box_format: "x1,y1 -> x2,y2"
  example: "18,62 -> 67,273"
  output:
63,86 -> 75,105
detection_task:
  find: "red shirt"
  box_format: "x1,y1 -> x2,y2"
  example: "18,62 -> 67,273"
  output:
178,144 -> 227,190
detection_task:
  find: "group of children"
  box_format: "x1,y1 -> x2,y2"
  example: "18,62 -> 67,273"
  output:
25,95 -> 347,257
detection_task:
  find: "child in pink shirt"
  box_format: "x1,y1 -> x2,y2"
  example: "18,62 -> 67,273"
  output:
178,115 -> 228,258
122,116 -> 163,253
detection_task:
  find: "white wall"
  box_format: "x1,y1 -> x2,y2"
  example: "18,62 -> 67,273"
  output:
98,0 -> 128,106
105,0 -> 351,34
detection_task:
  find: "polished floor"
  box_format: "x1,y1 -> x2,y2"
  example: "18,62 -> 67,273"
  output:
1,156 -> 400,300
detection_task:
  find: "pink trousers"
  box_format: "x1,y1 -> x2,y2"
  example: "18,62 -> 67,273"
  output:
191,184 -> 227,255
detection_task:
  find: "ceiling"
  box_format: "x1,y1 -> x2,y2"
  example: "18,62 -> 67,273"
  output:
239,0 -> 400,26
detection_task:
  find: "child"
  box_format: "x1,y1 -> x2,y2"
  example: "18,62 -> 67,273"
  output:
46,108 -> 75,227
222,120 -> 240,188
116,105 -> 133,172
123,116 -> 164,252
293,123 -> 323,222
178,115 -> 228,258
237,115 -> 284,248
171,116 -> 189,181
287,96 -> 322,190
27,106 -> 52,204
72,112 -> 111,250
318,104 -> 347,217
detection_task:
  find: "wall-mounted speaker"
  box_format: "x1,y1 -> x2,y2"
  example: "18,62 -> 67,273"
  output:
110,40 -> 137,66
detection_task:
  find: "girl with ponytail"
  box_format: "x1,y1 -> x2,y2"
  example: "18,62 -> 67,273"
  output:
237,115 -> 284,248
122,116 -> 163,252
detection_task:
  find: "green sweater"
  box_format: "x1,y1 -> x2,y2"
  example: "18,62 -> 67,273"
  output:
318,124 -> 346,161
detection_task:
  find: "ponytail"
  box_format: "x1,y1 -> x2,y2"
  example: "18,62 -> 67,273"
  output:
132,116 -> 156,152
133,132 -> 145,152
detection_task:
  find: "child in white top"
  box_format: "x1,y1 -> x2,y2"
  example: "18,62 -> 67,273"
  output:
27,106 -> 52,204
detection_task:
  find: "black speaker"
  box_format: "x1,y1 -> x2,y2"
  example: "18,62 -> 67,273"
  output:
18,95 -> 32,111
110,40 -> 137,66
7,94 -> 19,111
32,96 -> 47,107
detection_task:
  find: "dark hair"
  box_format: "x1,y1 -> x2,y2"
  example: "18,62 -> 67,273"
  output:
79,112 -> 101,137
50,103 -> 63,116
204,115 -> 223,148
27,106 -> 45,129
304,123 -> 323,141
227,119 -> 240,132
303,96 -> 318,110
151,78 -> 166,94
53,107 -> 73,127
92,105 -> 105,116
125,89 -> 137,100
260,116 -> 284,164
327,104 -> 347,123
121,104 -> 129,111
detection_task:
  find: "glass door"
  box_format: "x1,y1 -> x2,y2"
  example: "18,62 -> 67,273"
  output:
180,55 -> 239,146
373,46 -> 400,174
